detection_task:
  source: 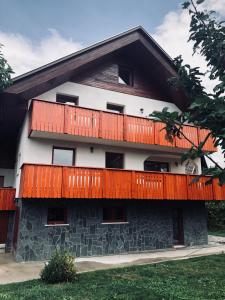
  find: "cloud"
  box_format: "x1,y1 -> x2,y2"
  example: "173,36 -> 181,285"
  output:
152,0 -> 225,168
206,0 -> 225,15
152,2 -> 225,92
0,29 -> 83,77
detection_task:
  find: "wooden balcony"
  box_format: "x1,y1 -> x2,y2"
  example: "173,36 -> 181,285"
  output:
19,164 -> 224,200
29,100 -> 216,152
0,188 -> 16,210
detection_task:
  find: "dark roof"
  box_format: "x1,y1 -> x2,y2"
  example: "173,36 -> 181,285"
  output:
4,26 -> 188,111
12,26 -> 174,83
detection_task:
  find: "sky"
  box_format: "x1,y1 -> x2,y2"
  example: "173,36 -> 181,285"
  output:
0,0 -> 225,167
0,0 -> 225,77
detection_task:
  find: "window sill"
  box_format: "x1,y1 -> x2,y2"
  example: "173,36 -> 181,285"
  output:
101,222 -> 129,225
45,224 -> 70,227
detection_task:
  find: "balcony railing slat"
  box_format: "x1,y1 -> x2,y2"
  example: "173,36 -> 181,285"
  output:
175,126 -> 199,149
124,116 -> 155,144
62,167 -> 103,198
65,106 -> 100,137
198,129 -> 217,152
187,176 -> 214,200
31,101 -> 64,133
0,189 -> 16,211
100,112 -> 124,141
163,174 -> 188,200
104,170 -> 132,199
154,122 -> 175,147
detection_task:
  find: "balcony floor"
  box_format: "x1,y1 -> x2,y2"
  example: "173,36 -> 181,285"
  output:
30,130 -> 186,154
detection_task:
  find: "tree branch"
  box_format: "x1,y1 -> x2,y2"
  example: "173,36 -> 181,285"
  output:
177,127 -> 223,170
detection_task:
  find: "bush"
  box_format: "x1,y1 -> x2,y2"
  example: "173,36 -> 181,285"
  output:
206,201 -> 225,231
40,250 -> 77,284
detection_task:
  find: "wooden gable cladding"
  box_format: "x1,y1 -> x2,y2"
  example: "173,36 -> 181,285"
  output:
72,54 -> 170,101
6,31 -> 142,99
5,27 -> 187,109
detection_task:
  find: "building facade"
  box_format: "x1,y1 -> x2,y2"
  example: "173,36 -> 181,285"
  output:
0,27 -> 223,261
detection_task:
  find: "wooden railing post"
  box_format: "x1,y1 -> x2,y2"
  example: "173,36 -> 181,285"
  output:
124,115 -> 127,141
131,171 -> 136,199
99,111 -> 103,138
102,169 -> 106,198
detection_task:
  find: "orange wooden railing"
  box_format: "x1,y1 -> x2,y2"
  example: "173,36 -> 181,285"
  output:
0,188 -> 16,210
19,164 -> 224,200
30,100 -> 216,152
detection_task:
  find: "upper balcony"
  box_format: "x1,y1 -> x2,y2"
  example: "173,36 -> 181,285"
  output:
0,188 -> 16,211
19,164 -> 224,201
29,100 -> 216,152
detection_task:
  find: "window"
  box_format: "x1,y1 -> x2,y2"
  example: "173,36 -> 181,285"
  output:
118,66 -> 133,86
56,94 -> 78,105
105,152 -> 124,169
0,176 -> 4,188
47,207 -> 67,225
103,207 -> 126,223
52,147 -> 75,166
107,103 -> 124,114
144,160 -> 169,172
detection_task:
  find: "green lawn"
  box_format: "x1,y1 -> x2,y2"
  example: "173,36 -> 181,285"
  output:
1,255 -> 225,300
208,230 -> 225,237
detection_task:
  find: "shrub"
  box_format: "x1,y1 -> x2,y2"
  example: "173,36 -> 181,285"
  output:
206,201 -> 225,231
40,250 -> 77,284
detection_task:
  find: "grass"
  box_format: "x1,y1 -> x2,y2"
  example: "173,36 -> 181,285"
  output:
208,230 -> 225,237
1,255 -> 225,300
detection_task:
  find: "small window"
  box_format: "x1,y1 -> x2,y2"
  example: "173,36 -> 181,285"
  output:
105,152 -> 124,169
103,207 -> 126,223
47,207 -> 67,225
52,147 -> 75,166
144,160 -> 169,172
118,66 -> 133,86
107,103 -> 124,114
0,176 -> 4,188
56,94 -> 78,105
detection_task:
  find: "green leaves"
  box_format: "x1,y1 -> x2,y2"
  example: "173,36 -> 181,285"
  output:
153,0 -> 225,185
182,1 -> 191,9
0,44 -> 14,92
196,0 -> 205,4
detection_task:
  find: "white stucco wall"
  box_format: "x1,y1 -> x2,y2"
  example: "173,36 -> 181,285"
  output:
37,82 -> 181,117
0,168 -> 15,187
15,112 -> 201,196
14,82 -> 202,197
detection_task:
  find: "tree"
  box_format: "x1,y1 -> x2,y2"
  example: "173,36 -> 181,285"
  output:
151,0 -> 225,185
0,44 -> 13,92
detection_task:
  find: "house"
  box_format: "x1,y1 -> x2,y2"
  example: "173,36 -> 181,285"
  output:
0,26 -> 223,261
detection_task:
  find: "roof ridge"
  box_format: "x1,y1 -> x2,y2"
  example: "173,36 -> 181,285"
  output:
12,26 -> 147,82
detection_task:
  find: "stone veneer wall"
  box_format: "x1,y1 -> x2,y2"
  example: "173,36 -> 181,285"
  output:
15,200 -> 208,262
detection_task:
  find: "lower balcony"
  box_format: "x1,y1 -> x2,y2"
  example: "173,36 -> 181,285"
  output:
0,188 -> 16,210
19,164 -> 224,201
